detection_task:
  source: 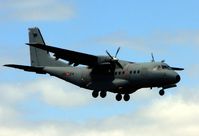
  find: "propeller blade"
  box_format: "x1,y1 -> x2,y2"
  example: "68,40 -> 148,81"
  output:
106,50 -> 114,59
171,67 -> 184,71
115,47 -> 120,58
115,61 -> 123,69
151,53 -> 155,62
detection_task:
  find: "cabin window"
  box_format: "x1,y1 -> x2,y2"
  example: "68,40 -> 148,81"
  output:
130,71 -> 132,74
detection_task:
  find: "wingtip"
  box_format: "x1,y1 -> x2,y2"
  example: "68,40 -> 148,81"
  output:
3,64 -> 14,67
3,64 -> 10,67
171,67 -> 184,71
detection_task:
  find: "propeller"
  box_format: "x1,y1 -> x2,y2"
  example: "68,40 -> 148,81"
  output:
151,53 -> 165,63
106,47 -> 123,69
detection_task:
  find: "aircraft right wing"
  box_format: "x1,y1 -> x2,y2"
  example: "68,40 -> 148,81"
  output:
27,43 -> 99,67
4,64 -> 46,74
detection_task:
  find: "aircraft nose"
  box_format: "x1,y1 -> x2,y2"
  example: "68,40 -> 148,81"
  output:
176,75 -> 181,83
166,71 -> 181,84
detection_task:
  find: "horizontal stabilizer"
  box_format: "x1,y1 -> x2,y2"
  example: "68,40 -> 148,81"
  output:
4,64 -> 46,74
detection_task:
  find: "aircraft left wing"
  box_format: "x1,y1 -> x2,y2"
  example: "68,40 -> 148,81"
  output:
27,43 -> 98,67
4,64 -> 46,74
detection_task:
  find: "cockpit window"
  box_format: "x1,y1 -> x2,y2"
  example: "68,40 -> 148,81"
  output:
153,65 -> 170,71
162,65 -> 170,70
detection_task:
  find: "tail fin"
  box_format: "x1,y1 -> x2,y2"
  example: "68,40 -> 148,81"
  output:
28,27 -> 66,67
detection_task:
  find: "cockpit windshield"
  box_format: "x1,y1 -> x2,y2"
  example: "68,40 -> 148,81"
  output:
162,65 -> 170,70
153,64 -> 171,71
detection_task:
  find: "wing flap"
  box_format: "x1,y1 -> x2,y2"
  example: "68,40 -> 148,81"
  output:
4,64 -> 46,74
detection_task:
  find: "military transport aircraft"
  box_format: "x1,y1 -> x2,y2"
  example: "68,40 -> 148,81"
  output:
4,27 -> 184,101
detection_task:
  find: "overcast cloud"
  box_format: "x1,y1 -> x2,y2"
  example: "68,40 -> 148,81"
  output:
0,78 -> 90,108
0,84 -> 199,136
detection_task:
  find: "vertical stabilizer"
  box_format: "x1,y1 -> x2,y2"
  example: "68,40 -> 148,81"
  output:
28,27 -> 66,67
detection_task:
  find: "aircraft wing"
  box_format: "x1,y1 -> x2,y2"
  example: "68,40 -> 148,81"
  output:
4,64 -> 46,74
27,43 -> 98,67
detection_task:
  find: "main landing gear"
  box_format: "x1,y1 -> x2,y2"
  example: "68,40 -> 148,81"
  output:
116,93 -> 122,101
92,91 -> 99,98
116,93 -> 130,101
92,91 -> 130,101
100,91 -> 107,98
92,91 -> 107,98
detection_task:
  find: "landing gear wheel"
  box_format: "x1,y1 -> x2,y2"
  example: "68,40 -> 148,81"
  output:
92,91 -> 99,98
116,94 -> 122,101
100,91 -> 107,98
123,94 -> 130,101
159,89 -> 165,96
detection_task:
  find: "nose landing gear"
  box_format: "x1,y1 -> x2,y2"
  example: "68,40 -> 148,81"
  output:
159,84 -> 177,96
159,89 -> 165,96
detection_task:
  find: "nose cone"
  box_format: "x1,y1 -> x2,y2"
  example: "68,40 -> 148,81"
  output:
165,71 -> 181,84
175,75 -> 181,83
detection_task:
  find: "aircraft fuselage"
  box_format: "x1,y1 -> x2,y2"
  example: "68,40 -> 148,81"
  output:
44,61 -> 180,95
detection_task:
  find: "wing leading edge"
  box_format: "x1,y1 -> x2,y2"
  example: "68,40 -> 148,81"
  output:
27,43 -> 98,67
